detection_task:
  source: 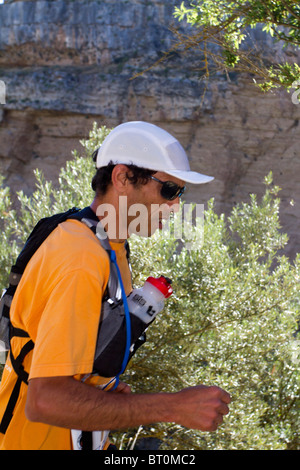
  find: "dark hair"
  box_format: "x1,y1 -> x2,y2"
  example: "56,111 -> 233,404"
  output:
91,154 -> 156,196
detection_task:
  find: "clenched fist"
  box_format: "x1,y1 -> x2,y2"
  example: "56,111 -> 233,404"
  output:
174,385 -> 231,431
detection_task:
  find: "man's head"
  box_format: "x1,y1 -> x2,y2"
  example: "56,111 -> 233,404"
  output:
91,121 -> 214,240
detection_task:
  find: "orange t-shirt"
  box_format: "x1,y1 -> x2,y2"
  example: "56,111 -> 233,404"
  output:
0,219 -> 132,450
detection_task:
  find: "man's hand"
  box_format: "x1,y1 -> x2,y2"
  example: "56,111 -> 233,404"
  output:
174,385 -> 231,432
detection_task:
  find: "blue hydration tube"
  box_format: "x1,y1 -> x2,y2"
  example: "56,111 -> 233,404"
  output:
109,249 -> 131,390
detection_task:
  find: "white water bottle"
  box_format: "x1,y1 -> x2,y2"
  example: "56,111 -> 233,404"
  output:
127,276 -> 173,323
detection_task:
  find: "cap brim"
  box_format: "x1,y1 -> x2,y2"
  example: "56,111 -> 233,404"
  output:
163,169 -> 214,184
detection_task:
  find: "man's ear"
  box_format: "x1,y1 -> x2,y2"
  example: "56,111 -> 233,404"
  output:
111,164 -> 129,193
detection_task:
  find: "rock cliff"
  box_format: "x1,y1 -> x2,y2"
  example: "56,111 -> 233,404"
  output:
0,0 -> 299,257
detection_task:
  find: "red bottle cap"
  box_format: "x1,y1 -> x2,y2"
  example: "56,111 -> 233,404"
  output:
146,276 -> 173,298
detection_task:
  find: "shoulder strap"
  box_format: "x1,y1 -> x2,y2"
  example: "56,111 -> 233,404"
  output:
72,211 -> 131,301
68,209 -> 132,388
68,206 -> 130,260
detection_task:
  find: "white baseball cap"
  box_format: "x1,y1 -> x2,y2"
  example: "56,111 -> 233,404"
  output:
95,121 -> 214,184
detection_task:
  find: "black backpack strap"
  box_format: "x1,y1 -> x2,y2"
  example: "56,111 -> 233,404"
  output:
68,206 -> 99,224
0,339 -> 34,434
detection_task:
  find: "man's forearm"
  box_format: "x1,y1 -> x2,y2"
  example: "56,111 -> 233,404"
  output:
26,375 -> 231,432
26,376 -> 177,431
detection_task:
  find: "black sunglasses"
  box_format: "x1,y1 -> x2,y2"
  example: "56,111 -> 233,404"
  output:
150,176 -> 186,201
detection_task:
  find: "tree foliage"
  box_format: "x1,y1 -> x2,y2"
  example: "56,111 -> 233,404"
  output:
172,0 -> 300,95
0,123 -> 299,449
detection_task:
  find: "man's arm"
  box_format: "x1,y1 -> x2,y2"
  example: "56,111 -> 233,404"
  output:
25,376 -> 230,432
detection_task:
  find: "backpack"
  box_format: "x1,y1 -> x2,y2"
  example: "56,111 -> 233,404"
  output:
0,206 -> 147,436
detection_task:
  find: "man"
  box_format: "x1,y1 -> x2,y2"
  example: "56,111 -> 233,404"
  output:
0,121 -> 230,450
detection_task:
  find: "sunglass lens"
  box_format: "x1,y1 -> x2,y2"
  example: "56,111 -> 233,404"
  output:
161,182 -> 185,200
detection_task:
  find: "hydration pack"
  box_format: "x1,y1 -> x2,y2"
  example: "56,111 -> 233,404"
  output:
0,206 -> 148,435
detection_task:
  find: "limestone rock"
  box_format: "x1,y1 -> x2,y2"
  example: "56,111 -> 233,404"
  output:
0,0 -> 299,258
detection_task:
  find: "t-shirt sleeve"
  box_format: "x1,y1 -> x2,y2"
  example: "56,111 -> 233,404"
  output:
29,268 -> 104,379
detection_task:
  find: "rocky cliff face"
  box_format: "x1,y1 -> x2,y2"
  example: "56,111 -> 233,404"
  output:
0,0 -> 299,257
